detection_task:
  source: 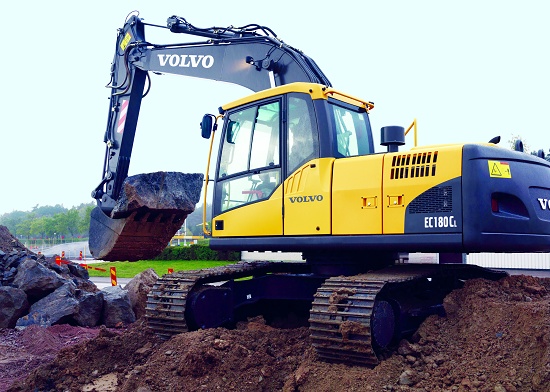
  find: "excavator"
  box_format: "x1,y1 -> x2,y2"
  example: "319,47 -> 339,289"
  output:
89,12 -> 550,366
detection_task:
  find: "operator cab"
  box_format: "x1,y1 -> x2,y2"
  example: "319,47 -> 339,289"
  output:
201,82 -> 375,220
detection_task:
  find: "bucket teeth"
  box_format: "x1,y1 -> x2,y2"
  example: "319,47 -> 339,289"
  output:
88,206 -> 187,261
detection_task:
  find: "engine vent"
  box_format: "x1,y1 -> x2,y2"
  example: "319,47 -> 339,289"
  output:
409,185 -> 453,214
390,151 -> 438,179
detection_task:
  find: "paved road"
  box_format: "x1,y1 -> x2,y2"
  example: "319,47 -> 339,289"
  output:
36,241 -> 93,259
89,277 -> 131,290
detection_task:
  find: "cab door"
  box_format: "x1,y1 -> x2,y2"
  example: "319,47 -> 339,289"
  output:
211,100 -> 283,237
283,93 -> 332,235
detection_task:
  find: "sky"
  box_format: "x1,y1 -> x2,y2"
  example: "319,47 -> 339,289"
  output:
1,0 -> 549,215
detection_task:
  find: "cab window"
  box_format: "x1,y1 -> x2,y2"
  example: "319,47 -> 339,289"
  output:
217,101 -> 281,212
330,103 -> 374,157
287,94 -> 319,175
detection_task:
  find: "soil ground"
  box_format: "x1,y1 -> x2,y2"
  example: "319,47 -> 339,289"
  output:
1,226 -> 549,392
0,274 -> 548,392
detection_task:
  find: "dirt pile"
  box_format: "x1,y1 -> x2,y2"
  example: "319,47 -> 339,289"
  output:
0,324 -> 103,391
3,274 -> 549,392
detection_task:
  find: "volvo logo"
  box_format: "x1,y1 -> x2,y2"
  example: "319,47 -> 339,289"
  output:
538,198 -> 550,210
157,54 -> 215,68
288,195 -> 323,203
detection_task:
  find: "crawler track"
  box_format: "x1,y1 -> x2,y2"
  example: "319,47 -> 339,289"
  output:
145,261 -> 307,339
309,276 -> 385,366
309,264 -> 507,366
146,261 -> 507,366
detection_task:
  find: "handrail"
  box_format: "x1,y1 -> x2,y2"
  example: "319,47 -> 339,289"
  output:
322,88 -> 375,112
202,115 -> 223,236
405,118 -> 417,147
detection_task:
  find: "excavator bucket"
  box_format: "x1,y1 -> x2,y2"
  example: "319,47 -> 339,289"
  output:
89,172 -> 204,261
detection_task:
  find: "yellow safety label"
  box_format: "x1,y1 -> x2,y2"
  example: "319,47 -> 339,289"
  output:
488,160 -> 512,178
120,32 -> 132,51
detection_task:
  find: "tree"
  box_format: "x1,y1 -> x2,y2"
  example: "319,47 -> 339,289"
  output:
43,216 -> 56,238
186,203 -> 212,236
15,218 -> 32,240
77,204 -> 94,235
64,209 -> 80,238
31,204 -> 66,218
30,217 -> 47,239
0,210 -> 27,236
507,134 -> 530,153
0,202 -> 96,240
51,213 -> 68,238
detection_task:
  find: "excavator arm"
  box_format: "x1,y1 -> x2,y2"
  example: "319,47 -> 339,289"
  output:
89,13 -> 331,260
92,13 -> 330,212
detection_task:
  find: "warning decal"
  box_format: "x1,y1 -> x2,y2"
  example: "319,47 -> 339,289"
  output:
116,100 -> 129,134
488,160 -> 512,178
120,32 -> 132,51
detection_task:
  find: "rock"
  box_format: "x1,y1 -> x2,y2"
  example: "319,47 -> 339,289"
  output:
13,258 -> 65,302
213,339 -> 230,350
74,290 -> 104,327
101,285 -> 136,327
0,228 -> 133,331
494,384 -> 506,392
0,226 -> 27,252
67,263 -> 90,280
3,267 -> 17,283
45,258 -> 70,275
0,286 -> 29,328
399,369 -> 416,386
398,339 -> 421,357
111,172 -> 203,218
524,284 -> 545,295
16,283 -> 79,328
89,172 -> 203,261
443,294 -> 459,315
124,268 -> 158,319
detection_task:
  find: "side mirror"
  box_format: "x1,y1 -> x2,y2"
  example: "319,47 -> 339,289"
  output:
200,114 -> 216,139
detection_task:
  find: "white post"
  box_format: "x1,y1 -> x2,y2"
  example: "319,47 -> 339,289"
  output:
184,220 -> 187,246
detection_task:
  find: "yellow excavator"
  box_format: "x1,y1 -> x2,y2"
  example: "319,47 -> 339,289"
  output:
89,12 -> 550,365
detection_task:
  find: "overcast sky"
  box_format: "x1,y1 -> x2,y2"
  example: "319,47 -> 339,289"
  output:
1,1 -> 548,215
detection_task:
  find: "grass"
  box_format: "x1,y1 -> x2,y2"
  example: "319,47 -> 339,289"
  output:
84,260 -> 236,278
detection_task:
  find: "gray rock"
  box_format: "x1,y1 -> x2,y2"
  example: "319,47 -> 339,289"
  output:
45,259 -> 70,275
101,285 -> 136,327
112,172 -> 203,218
67,263 -> 90,280
3,267 -> 17,282
74,290 -> 104,327
399,369 -> 416,386
0,286 -> 29,328
124,268 -> 158,319
16,283 -> 79,328
89,172 -> 203,261
5,254 -> 23,269
13,258 -> 65,302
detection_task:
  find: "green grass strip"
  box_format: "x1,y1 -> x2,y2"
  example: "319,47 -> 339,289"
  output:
85,260 -> 235,278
